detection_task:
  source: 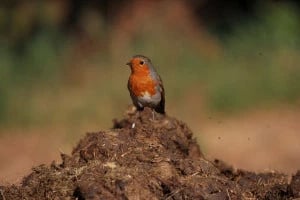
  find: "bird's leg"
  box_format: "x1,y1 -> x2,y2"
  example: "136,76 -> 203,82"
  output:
152,109 -> 155,121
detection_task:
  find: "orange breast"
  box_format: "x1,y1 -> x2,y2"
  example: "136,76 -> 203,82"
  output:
129,74 -> 157,97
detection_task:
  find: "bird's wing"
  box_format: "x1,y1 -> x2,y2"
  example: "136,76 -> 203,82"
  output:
156,75 -> 165,114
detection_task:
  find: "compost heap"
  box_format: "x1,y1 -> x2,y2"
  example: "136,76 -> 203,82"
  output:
1,108 -> 300,199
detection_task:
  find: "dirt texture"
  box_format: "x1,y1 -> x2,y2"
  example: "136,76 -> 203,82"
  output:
1,108 -> 300,200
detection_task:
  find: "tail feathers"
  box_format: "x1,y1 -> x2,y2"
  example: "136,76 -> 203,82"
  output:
155,107 -> 165,114
155,98 -> 165,114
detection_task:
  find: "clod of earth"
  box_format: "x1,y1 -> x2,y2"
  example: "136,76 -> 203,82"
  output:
1,108 -> 300,199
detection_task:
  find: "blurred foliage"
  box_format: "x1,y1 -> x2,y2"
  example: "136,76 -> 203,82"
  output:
0,1 -> 299,129
207,3 -> 300,111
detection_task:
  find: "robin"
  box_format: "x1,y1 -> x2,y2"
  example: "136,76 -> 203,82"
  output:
126,55 -> 165,114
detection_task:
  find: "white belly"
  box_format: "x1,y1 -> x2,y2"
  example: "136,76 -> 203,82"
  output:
137,91 -> 161,107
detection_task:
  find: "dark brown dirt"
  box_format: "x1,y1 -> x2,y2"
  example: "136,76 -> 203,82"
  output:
1,108 -> 299,200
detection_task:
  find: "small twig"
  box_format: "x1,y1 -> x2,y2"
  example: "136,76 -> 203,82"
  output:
190,171 -> 200,177
131,122 -> 136,129
0,189 -> 6,200
121,149 -> 133,157
226,189 -> 232,200
165,189 -> 183,200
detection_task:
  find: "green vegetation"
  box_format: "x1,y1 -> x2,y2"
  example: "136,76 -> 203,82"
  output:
0,2 -> 299,128
207,4 -> 300,111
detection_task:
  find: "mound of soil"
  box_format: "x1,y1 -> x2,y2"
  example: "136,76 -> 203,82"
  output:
1,108 -> 300,199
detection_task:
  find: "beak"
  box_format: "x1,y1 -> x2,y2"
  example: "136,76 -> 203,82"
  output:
126,61 -> 131,66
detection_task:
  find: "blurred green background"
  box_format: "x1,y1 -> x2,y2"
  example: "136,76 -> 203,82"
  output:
1,0 -> 300,182
1,0 -> 299,130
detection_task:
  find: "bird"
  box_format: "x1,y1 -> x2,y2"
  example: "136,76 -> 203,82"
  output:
126,55 -> 165,114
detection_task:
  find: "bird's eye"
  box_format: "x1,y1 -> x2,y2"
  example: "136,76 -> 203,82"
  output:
139,61 -> 144,65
